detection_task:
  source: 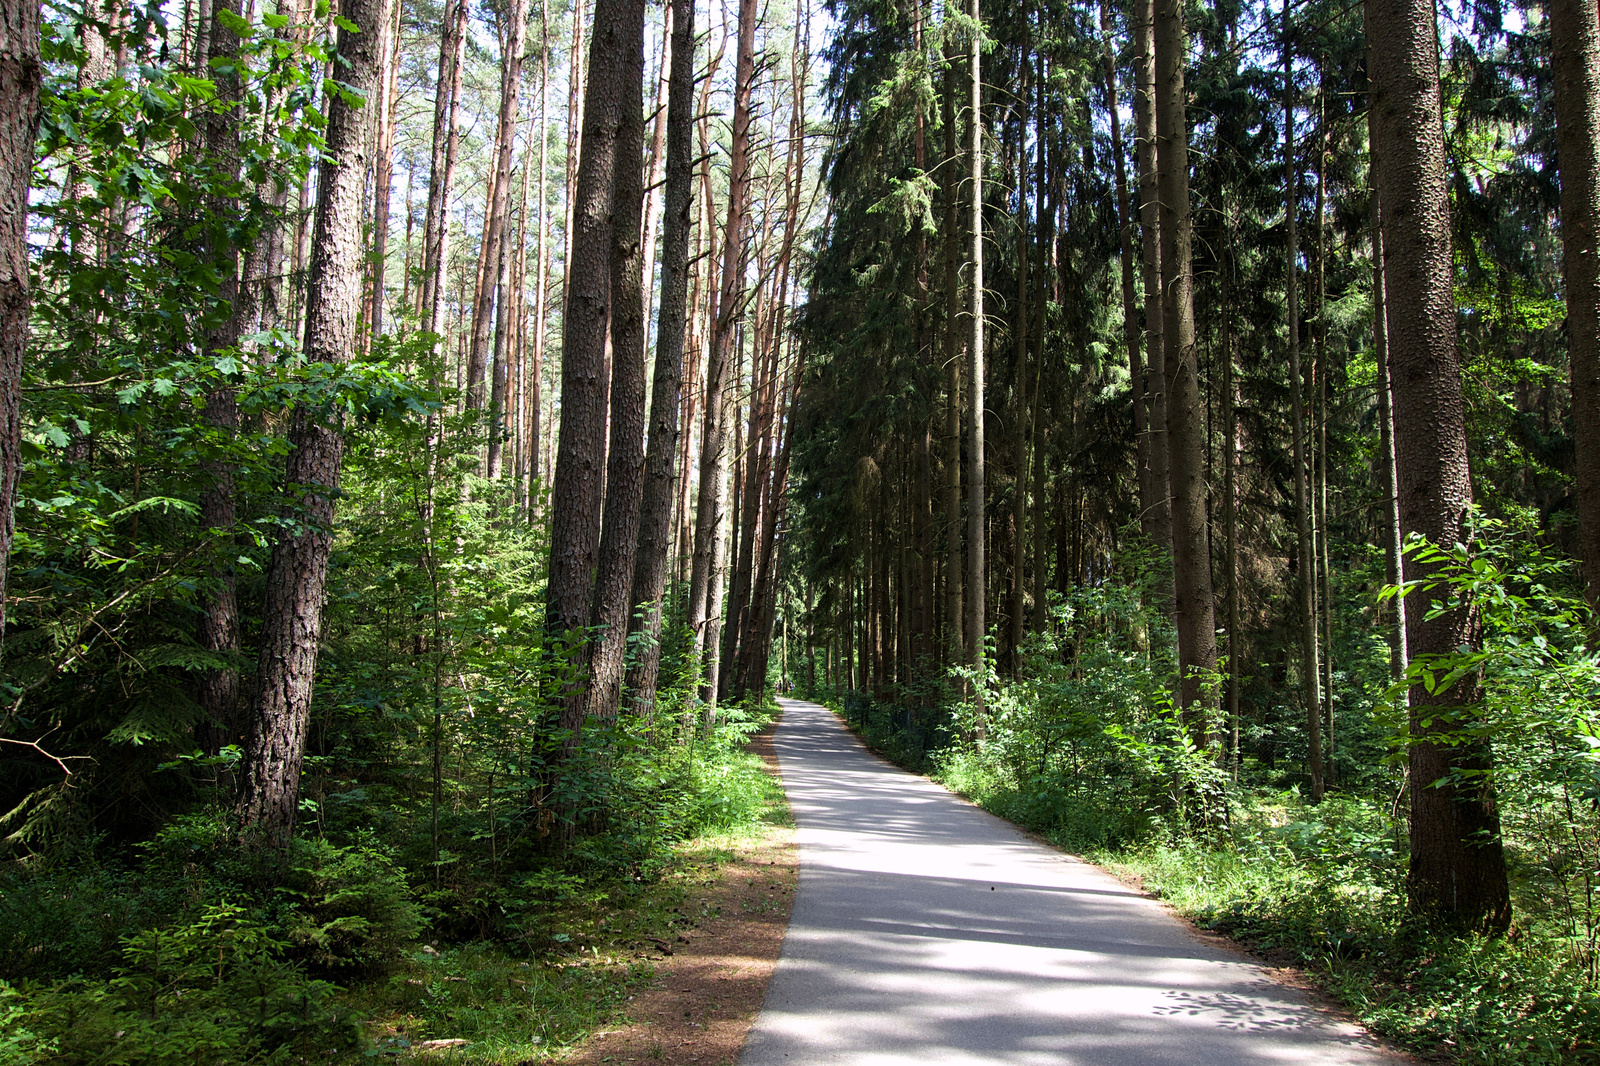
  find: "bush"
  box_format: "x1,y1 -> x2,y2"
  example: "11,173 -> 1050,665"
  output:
0,902 -> 361,1065
279,835 -> 426,974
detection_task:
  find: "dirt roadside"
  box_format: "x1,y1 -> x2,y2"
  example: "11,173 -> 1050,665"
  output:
557,721 -> 797,1066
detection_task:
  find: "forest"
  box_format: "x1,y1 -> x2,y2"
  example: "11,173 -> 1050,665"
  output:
0,0 -> 1598,1056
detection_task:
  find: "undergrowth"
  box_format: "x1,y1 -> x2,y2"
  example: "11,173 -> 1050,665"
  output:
0,708 -> 787,1065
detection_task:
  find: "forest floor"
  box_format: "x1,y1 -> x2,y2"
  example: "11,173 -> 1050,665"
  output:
552,721 -> 798,1066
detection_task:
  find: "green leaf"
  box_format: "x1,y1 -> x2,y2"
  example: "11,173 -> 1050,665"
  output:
217,8 -> 251,35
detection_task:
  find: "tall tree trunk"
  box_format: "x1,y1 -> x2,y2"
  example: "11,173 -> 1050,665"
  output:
1367,0 -> 1511,932
548,0 -> 636,743
531,22 -> 551,499
966,0 -> 987,698
564,0 -> 588,303
1314,95 -> 1335,777
1284,9 -> 1324,799
687,0 -> 758,704
1369,147 -> 1407,686
367,0 -> 401,341
1134,0 -> 1169,561
1154,0 -> 1216,721
1223,250 -> 1240,776
470,0 -> 530,419
626,0 -> 694,716
1009,77 -> 1029,676
941,42 -> 963,670
1104,4 -> 1150,543
0,0 -> 40,643
197,0 -> 245,752
585,0 -> 648,724
420,0 -> 467,339
639,1 -> 672,330
1030,90 -> 1051,635
237,0 -> 390,847
1551,0 -> 1600,619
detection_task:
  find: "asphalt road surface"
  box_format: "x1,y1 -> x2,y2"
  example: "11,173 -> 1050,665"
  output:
739,697 -> 1401,1066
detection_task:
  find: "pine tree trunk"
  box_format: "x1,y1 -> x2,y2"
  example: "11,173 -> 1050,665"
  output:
420,0 -> 467,338
1223,258 -> 1240,776
563,0 -> 588,306
1314,100 -> 1335,777
966,0 -> 987,699
470,0 -> 530,419
626,0 -> 694,716
1367,0 -> 1511,932
1284,10 -> 1324,799
0,0 -> 39,642
1104,6 -> 1150,544
1030,93 -> 1051,635
1009,87 -> 1028,677
548,0 -> 637,745
237,0 -> 390,847
1369,148 -> 1407,686
531,26 -> 551,498
687,0 -> 758,703
197,0 -> 245,753
638,1 -> 672,330
367,0 -> 401,341
1134,0 -> 1169,560
1551,0 -> 1600,619
584,0 -> 648,724
1154,0 -> 1216,722
941,42 -> 963,670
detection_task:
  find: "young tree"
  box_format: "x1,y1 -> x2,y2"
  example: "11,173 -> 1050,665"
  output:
1366,0 -> 1511,931
237,0 -> 393,847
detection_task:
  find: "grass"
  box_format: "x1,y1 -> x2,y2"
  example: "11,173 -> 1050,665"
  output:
0,739 -> 790,1066
354,745 -> 792,1064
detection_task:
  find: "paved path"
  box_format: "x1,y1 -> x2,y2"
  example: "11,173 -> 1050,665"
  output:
740,698 -> 1400,1066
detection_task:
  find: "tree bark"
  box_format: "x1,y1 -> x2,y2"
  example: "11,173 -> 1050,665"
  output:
548,0 -> 636,746
1134,0 -> 1169,560
0,0 -> 38,644
1370,153 -> 1407,686
531,24 -> 551,499
1104,5 -> 1151,545
941,40 -> 964,670
1551,0 -> 1600,620
585,0 -> 648,724
420,0 -> 467,339
1284,8 -> 1324,799
237,0 -> 390,847
1154,0 -> 1216,721
966,0 -> 987,697
1367,0 -> 1511,931
625,0 -> 694,716
197,0 -> 245,753
470,0 -> 530,422
366,0 -> 401,341
687,0 -> 758,706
